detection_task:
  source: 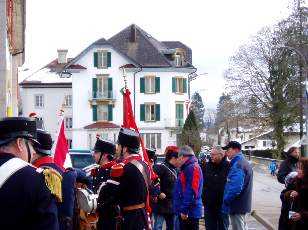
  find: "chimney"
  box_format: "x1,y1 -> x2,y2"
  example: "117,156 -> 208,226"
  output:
130,24 -> 136,42
57,49 -> 68,64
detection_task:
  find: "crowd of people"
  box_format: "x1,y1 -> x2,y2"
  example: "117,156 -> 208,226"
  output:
1,116 -> 307,230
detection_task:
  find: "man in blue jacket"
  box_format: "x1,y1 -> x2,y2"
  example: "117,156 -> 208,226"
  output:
173,145 -> 203,230
222,141 -> 253,230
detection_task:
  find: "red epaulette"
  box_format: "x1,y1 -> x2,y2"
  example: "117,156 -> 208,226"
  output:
101,160 -> 117,169
110,163 -> 125,178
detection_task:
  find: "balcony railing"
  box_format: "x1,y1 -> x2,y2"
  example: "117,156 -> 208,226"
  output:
164,118 -> 184,128
89,90 -> 115,101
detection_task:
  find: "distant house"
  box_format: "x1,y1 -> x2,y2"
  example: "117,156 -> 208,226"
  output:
20,24 -> 196,153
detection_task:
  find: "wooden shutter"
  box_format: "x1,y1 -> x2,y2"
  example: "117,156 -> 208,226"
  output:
92,78 -> 97,98
184,78 -> 187,93
108,78 -> 113,98
94,52 -> 98,67
140,77 -> 145,93
172,77 -> 176,93
155,77 -> 160,93
155,104 -> 160,121
92,105 -> 97,121
140,104 -> 145,121
107,52 -> 111,67
108,104 -> 113,121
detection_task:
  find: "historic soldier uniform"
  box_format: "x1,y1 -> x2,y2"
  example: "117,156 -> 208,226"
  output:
32,129 -> 76,230
97,128 -> 150,230
0,117 -> 59,230
91,138 -> 116,193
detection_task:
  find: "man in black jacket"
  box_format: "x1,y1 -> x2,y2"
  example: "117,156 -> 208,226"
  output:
202,146 -> 230,230
277,147 -> 300,185
152,146 -> 179,230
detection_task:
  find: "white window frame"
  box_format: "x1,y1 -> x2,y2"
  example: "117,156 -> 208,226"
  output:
144,76 -> 155,93
140,133 -> 162,149
64,95 -> 72,107
175,77 -> 184,93
98,50 -> 108,68
34,94 -> 44,108
175,54 -> 182,67
145,103 -> 156,121
96,75 -> 109,98
65,117 -> 73,129
97,104 -> 108,121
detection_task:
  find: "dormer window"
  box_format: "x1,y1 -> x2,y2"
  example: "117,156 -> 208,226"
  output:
175,54 -> 182,67
94,50 -> 112,68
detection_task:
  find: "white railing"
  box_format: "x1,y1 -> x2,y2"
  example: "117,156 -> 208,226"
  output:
164,118 -> 184,128
89,90 -> 115,100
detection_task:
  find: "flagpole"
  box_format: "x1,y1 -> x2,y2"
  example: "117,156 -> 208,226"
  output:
51,98 -> 65,156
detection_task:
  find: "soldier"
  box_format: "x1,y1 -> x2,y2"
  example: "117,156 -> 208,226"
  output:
97,128 -> 151,230
0,117 -> 59,229
31,129 -> 76,230
91,137 -> 117,193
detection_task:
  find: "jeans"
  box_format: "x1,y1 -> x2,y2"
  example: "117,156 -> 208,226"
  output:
179,216 -> 199,230
153,213 -> 175,230
204,209 -> 229,230
230,214 -> 248,230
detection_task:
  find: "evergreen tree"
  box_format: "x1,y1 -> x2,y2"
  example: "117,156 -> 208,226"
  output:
191,92 -> 205,129
179,110 -> 202,156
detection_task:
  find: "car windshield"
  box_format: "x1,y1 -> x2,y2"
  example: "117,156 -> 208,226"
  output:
70,154 -> 95,169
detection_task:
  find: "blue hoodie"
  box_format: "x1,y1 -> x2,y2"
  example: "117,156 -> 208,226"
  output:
173,157 -> 203,218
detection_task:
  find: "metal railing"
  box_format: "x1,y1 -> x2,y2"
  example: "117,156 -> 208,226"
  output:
89,90 -> 115,100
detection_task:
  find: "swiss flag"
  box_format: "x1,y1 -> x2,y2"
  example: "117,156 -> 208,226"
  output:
54,119 -> 68,170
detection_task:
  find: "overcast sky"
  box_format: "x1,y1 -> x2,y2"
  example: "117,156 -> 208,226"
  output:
24,0 -> 292,109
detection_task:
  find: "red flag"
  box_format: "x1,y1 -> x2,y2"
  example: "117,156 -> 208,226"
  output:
122,88 -> 156,180
54,119 -> 68,170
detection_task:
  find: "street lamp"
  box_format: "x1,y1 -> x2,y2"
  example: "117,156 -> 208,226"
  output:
277,45 -> 308,156
188,72 -> 208,99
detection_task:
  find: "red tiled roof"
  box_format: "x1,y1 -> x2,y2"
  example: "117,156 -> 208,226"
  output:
84,121 -> 120,129
46,58 -> 86,71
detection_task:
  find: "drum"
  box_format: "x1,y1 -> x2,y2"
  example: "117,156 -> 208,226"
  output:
77,188 -> 98,213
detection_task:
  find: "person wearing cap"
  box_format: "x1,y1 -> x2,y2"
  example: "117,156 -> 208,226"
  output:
0,117 -> 59,230
99,128 -> 150,230
146,148 -> 157,166
173,145 -> 203,230
91,137 -> 116,193
222,141 -> 253,230
152,146 -> 180,230
31,129 -> 77,230
202,146 -> 230,230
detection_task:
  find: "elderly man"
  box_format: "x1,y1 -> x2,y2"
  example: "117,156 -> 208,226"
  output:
173,145 -> 203,230
222,141 -> 253,230
202,146 -> 230,230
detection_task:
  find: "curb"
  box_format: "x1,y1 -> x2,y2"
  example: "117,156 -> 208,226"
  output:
251,210 -> 275,230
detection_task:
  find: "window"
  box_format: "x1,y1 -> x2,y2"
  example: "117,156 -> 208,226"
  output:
145,76 -> 155,93
98,50 -> 108,68
175,103 -> 184,127
97,76 -> 109,98
97,104 -> 108,121
140,133 -> 162,149
145,103 -> 156,121
175,54 -> 182,67
65,117 -> 73,129
35,94 -> 44,108
67,139 -> 72,149
176,78 -> 184,93
64,95 -> 72,107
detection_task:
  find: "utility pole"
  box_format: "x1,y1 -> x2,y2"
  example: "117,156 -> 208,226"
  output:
0,0 -> 7,118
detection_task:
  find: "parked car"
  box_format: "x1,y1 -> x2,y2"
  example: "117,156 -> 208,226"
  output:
65,149 -> 96,169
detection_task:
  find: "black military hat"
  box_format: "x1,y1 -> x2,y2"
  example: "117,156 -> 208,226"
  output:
146,148 -> 156,161
0,117 -> 39,146
34,129 -> 53,155
93,138 -> 116,155
117,128 -> 140,150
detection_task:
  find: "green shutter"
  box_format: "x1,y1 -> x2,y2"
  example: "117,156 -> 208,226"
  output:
94,52 -> 98,67
140,77 -> 145,93
172,77 -> 176,93
155,104 -> 160,121
155,77 -> 160,93
92,105 -> 97,121
140,104 -> 145,121
92,78 -> 97,98
108,104 -> 113,121
184,78 -> 187,93
107,52 -> 111,67
108,78 -> 113,98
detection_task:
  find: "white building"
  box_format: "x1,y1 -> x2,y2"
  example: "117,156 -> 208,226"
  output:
20,24 -> 196,153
